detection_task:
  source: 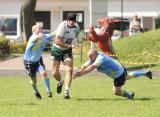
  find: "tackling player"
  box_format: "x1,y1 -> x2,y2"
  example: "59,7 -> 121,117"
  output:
74,49 -> 152,99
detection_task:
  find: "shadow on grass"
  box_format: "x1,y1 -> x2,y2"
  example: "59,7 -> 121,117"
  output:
75,97 -> 153,101
126,64 -> 156,70
0,102 -> 37,106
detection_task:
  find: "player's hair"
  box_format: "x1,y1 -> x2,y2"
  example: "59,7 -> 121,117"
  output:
32,24 -> 42,33
88,49 -> 98,56
67,13 -> 77,21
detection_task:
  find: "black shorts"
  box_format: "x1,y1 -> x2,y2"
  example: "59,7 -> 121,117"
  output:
51,45 -> 73,61
24,57 -> 45,78
114,70 -> 127,87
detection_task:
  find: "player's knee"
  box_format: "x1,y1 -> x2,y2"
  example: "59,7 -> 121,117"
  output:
51,71 -> 59,77
113,89 -> 121,96
30,78 -> 37,84
40,72 -> 47,78
66,67 -> 73,73
114,92 -> 121,96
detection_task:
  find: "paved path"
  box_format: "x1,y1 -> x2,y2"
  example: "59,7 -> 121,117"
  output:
0,54 -> 159,78
0,54 -> 52,70
0,54 -> 66,77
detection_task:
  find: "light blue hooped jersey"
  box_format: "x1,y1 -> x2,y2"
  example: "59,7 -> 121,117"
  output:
83,52 -> 124,79
24,33 -> 53,62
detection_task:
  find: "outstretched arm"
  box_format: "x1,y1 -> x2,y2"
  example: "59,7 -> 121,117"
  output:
74,64 -> 97,78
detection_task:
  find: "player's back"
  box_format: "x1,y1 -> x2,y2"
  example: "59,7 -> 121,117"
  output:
96,52 -> 124,79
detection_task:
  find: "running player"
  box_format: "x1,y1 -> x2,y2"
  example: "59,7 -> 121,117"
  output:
51,13 -> 79,99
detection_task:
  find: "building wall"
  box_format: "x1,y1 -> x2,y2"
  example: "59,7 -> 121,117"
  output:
107,0 -> 160,30
143,17 -> 154,31
0,0 -> 160,39
36,0 -> 89,30
92,0 -> 108,26
107,0 -> 160,17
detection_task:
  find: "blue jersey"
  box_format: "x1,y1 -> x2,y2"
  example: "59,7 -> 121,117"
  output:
82,52 -> 124,79
24,33 -> 53,62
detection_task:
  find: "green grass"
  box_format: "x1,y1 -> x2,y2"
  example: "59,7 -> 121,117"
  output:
112,29 -> 160,69
0,75 -> 160,117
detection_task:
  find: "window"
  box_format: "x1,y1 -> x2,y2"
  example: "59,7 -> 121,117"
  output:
0,17 -> 17,35
34,11 -> 51,34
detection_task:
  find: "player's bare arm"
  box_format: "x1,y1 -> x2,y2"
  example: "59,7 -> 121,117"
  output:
55,36 -> 72,48
75,64 -> 97,77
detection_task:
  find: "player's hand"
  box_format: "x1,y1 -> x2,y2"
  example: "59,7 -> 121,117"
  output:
71,44 -> 77,49
73,71 -> 81,79
38,33 -> 44,38
37,33 -> 44,39
34,33 -> 44,41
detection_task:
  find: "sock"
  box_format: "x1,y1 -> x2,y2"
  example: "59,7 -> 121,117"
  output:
59,79 -> 64,84
120,90 -> 133,99
65,86 -> 69,91
128,71 -> 146,78
30,80 -> 38,93
43,77 -> 51,93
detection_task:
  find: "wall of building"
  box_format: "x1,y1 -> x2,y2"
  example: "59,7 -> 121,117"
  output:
92,0 -> 108,26
0,0 -> 160,39
107,0 -> 160,17
107,0 -> 160,30
36,0 -> 89,30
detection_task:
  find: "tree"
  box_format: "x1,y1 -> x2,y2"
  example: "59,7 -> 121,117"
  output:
20,0 -> 37,41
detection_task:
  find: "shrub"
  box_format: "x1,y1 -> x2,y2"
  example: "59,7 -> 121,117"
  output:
155,16 -> 160,29
0,37 -> 10,57
10,41 -> 26,53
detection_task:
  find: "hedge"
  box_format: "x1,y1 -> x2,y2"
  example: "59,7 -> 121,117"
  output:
0,37 -> 10,57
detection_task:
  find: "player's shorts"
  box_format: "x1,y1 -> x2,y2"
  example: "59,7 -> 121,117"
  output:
114,69 -> 127,87
51,45 -> 73,62
24,57 -> 45,78
37,57 -> 45,73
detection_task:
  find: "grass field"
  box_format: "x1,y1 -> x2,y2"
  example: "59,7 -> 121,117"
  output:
0,74 -> 160,117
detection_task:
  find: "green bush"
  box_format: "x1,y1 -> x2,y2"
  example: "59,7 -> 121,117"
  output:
0,37 -> 10,57
155,16 -> 160,29
10,41 -> 26,53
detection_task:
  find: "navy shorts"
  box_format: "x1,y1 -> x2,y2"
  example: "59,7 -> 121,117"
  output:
24,57 -> 45,78
114,70 -> 127,87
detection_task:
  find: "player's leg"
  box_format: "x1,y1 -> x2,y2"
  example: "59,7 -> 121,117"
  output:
51,46 -> 64,94
113,72 -> 134,99
126,71 -> 152,80
63,49 -> 73,99
63,58 -> 73,99
38,65 -> 52,97
112,86 -> 134,99
30,77 -> 42,99
51,60 -> 64,94
24,60 -> 42,99
51,60 -> 61,81
38,57 -> 52,97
